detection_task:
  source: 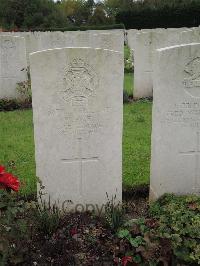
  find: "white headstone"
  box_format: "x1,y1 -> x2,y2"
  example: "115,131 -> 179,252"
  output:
30,47 -> 123,211
133,29 -> 191,98
150,43 -> 200,200
0,32 -> 38,65
38,31 -> 71,50
92,33 -> 124,52
134,32 -> 153,98
127,29 -> 139,50
0,35 -> 27,99
71,31 -> 92,47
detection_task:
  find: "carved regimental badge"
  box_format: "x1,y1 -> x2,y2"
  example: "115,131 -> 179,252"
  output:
63,58 -> 98,107
1,39 -> 15,49
183,57 -> 200,97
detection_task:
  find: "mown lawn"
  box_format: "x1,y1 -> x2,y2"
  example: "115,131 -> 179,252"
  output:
123,101 -> 152,189
0,110 -> 36,195
0,100 -> 152,195
124,72 -> 133,96
0,70 -> 151,194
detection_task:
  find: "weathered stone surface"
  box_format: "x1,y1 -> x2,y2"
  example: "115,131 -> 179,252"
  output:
134,32 -> 153,98
127,29 -> 139,50
30,47 -> 123,211
92,33 -> 124,52
0,35 -> 27,99
133,29 -> 192,99
150,43 -> 200,200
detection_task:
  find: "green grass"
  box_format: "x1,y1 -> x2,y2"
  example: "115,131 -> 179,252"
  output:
124,45 -> 134,96
123,101 -> 152,189
0,102 -> 152,195
0,110 -> 36,194
124,45 -> 130,60
124,73 -> 133,96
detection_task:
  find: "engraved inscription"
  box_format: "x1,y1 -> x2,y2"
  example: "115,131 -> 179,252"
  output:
179,132 -> 200,191
183,57 -> 200,97
164,101 -> 200,128
62,138 -> 99,196
55,58 -> 100,137
61,112 -> 102,136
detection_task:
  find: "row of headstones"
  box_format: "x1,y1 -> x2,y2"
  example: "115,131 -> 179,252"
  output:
1,27 -> 199,100
0,30 -> 124,99
127,26 -> 200,98
30,42 -> 200,211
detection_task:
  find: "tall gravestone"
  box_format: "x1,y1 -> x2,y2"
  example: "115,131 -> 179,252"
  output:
0,35 -> 27,99
30,47 -> 123,211
127,29 -> 139,50
134,32 -> 153,99
92,33 -> 124,53
150,43 -> 200,199
133,29 -> 191,99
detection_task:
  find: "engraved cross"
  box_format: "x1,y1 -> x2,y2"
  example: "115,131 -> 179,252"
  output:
61,138 -> 98,196
180,132 -> 200,192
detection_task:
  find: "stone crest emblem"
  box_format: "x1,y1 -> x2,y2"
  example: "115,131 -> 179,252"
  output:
63,58 -> 98,107
1,39 -> 15,50
183,57 -> 200,97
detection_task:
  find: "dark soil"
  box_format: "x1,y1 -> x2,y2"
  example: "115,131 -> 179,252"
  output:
1,190 -> 149,266
1,188 -> 177,266
0,99 -> 32,112
23,196 -> 149,265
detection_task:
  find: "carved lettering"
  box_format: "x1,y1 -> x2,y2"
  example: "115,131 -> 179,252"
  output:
163,101 -> 200,128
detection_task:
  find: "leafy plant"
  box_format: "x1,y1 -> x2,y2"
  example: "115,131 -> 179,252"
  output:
150,194 -> 200,264
16,66 -> 32,103
104,193 -> 124,231
33,184 -> 61,237
124,45 -> 134,74
118,228 -> 145,248
0,190 -> 28,265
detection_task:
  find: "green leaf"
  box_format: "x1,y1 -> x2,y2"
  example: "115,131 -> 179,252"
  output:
117,229 -> 130,238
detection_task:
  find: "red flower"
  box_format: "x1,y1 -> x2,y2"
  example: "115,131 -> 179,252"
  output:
0,166 -> 20,192
0,166 -> 5,174
121,256 -> 132,266
70,227 -> 78,236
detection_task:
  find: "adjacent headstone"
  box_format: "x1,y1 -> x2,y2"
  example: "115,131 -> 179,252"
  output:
180,29 -> 200,44
92,33 -> 124,52
30,47 -> 123,211
0,32 -> 36,65
0,30 -> 125,66
134,32 -> 153,98
71,31 -> 92,47
150,43 -> 200,200
127,29 -> 139,50
0,35 -> 27,99
133,29 -> 191,98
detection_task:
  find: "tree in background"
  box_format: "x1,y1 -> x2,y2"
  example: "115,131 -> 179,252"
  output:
59,0 -> 95,26
88,3 -> 114,25
0,0 -> 67,29
1,0 -> 197,30
114,0 -> 200,28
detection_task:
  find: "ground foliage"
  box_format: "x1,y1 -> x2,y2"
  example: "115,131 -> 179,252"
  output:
0,190 -> 199,265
